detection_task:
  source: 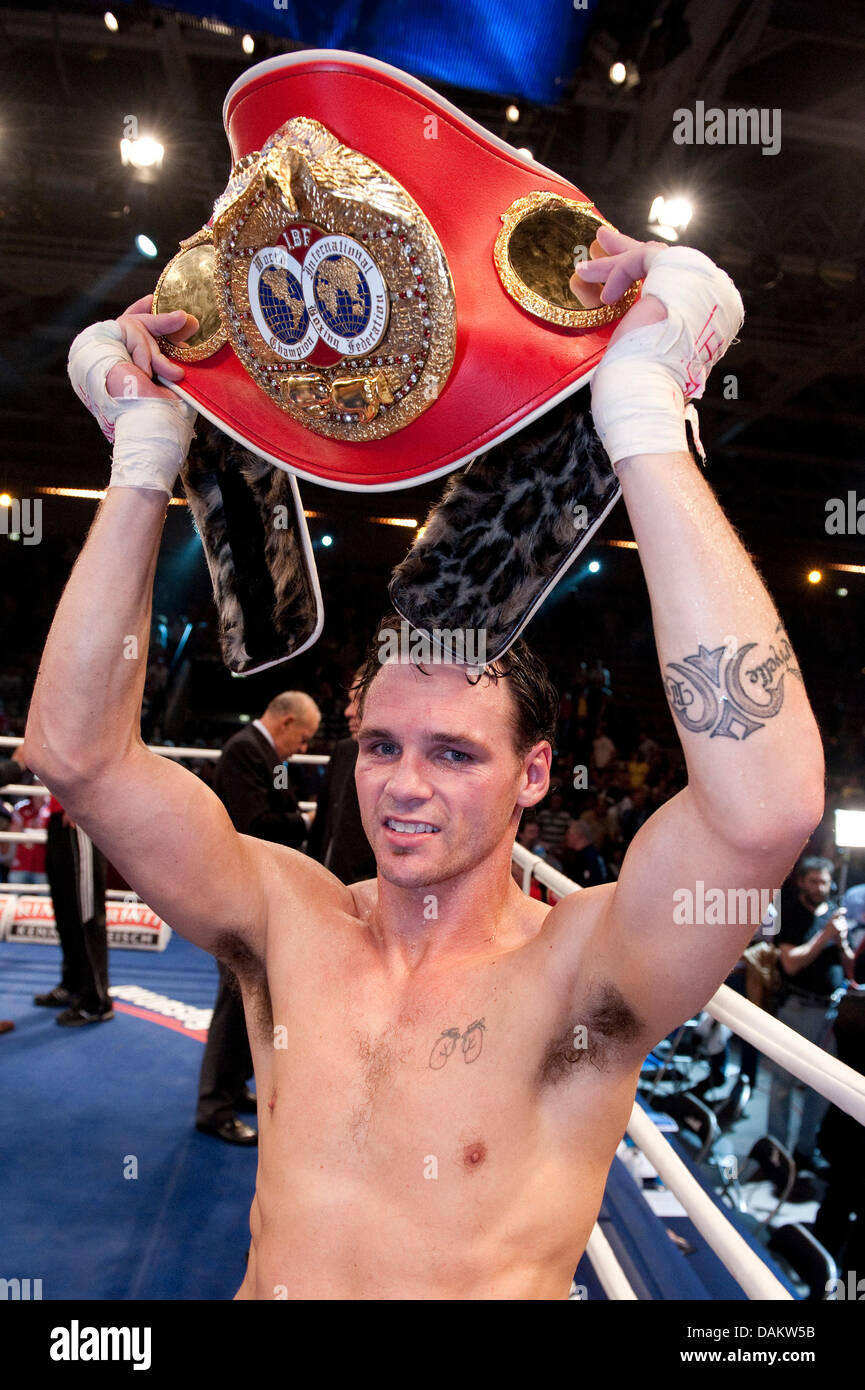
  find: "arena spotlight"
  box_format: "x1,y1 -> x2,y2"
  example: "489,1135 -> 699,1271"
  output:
588,560 -> 601,574
135,234 -> 158,258
505,104 -> 520,123
120,137 -> 164,170
242,35 -> 255,56
648,195 -> 693,242
807,569 -> 822,585
0,493 -> 12,507
837,587 -> 849,597
321,534 -> 333,547
104,11 -> 118,31
835,809 -> 865,850
609,62 -> 627,85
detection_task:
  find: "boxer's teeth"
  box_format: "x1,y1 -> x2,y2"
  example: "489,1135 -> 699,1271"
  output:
386,819 -> 438,834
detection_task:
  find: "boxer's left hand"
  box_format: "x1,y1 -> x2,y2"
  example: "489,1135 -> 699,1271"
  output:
68,294 -> 200,495
104,293 -> 198,401
570,225 -> 744,467
570,226 -> 667,341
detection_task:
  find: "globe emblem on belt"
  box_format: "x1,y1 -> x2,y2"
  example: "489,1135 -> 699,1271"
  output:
258,264 -> 309,346
247,228 -> 389,365
312,255 -> 373,339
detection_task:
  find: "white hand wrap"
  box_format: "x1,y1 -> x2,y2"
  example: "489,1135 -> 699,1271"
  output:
67,320 -> 197,497
590,246 -> 744,467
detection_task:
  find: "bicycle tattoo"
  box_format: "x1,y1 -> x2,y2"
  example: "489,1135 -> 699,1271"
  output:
429,1019 -> 486,1069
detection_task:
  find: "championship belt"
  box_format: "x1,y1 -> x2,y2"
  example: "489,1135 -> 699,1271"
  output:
153,50 -> 639,672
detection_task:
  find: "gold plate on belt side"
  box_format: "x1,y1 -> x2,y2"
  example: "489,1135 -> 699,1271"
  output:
212,118 -> 456,442
494,193 -> 640,328
152,227 -> 227,362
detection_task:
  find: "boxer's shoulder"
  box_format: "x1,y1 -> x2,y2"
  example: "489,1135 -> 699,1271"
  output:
543,880 -> 616,952
243,834 -> 356,930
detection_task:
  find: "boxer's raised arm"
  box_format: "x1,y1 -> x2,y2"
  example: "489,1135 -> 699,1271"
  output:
561,235 -> 824,1041
21,300 -> 312,954
573,235 -> 825,850
589,446 -> 824,1042
22,486 -> 268,954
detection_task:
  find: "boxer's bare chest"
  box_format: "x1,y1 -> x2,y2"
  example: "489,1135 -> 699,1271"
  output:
225,901 -> 646,1182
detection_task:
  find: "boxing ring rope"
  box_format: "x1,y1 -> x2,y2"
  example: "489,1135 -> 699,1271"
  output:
708,985 -> 865,1125
0,738 -> 320,825
0,736 -> 328,765
4,735 -> 864,1298
583,1224 -> 638,1302
511,841 -> 865,1300
0,883 -> 161,902
510,845 -> 865,1131
626,1105 -> 789,1300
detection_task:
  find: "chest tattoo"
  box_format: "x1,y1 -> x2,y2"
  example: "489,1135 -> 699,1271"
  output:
428,1018 -> 486,1069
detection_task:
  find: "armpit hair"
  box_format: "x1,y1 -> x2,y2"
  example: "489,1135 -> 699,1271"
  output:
213,930 -> 273,1039
537,981 -> 644,1088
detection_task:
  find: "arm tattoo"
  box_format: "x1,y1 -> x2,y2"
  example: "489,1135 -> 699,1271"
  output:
429,1019 -> 485,1069
664,624 -> 802,741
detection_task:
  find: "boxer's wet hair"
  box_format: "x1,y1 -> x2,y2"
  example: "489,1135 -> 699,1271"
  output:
356,612 -> 558,756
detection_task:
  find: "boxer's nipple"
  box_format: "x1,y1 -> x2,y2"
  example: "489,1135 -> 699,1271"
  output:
463,1140 -> 487,1169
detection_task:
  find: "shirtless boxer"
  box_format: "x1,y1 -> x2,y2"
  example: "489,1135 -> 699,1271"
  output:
22,230 -> 825,1299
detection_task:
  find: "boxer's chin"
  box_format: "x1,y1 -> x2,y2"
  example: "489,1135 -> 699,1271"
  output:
376,850 -> 459,893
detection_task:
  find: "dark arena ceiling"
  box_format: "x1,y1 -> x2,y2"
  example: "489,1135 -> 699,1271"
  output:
1,0 -> 864,690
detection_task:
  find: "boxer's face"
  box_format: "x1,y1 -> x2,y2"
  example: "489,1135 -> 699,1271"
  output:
355,661 -> 548,891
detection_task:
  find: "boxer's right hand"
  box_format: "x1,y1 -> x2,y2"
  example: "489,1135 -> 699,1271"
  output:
68,295 -> 200,497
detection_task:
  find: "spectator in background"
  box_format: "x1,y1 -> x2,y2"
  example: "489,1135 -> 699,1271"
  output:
196,691 -> 321,1146
585,657 -> 610,731
307,674 -> 375,886
618,784 -> 652,847
7,796 -> 50,884
813,984 -> 865,1277
536,786 -> 571,859
0,802 -> 14,881
626,753 -> 650,791
35,796 -> 111,1026
767,857 -> 855,1175
559,819 -> 608,887
513,815 -> 547,900
592,725 -> 617,771
0,753 -> 30,1036
516,815 -> 550,860
580,794 -> 612,854
636,730 -> 659,763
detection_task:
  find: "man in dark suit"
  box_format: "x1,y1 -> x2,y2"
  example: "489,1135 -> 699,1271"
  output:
196,691 -> 320,1143
307,675 -> 375,886
0,754 -> 28,1036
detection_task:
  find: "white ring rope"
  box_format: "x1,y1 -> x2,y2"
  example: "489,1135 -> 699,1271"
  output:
512,841 -> 864,1300
708,983 -> 865,1126
627,1104 -> 791,1300
511,842 -> 580,900
0,736 -> 329,765
512,845 -> 865,1130
0,803 -> 318,845
0,884 -> 147,902
584,1223 -> 638,1301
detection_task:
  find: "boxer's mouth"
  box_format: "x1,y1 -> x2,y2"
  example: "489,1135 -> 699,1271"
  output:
383,818 -> 440,835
